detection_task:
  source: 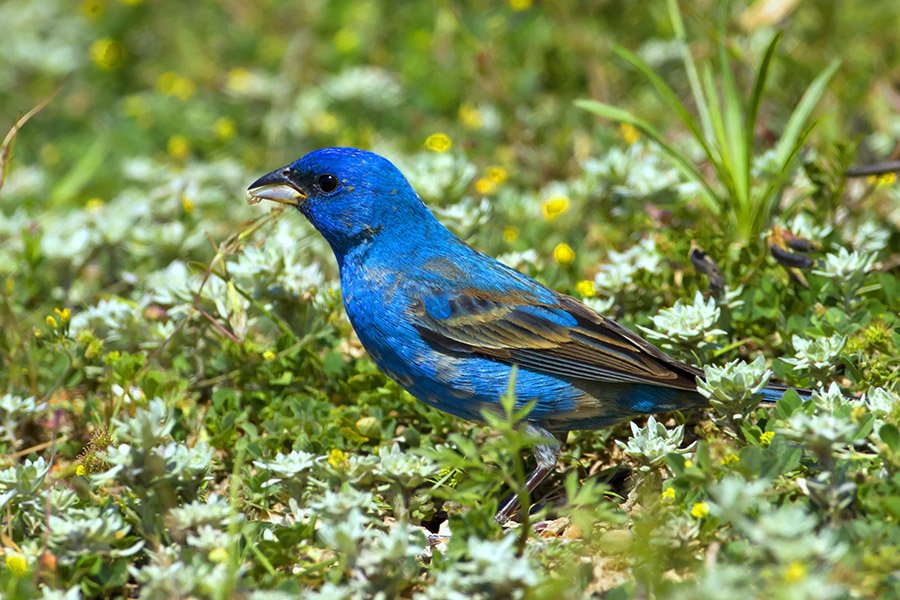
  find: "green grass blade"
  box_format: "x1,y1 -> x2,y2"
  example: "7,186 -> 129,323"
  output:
666,0 -> 714,143
719,37 -> 749,209
746,32 -> 782,183
700,65 -> 738,203
774,60 -> 840,168
612,45 -> 718,167
49,135 -> 109,205
759,121 -> 817,229
575,99 -> 721,213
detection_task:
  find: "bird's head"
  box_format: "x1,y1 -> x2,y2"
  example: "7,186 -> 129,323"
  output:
247,147 -> 438,257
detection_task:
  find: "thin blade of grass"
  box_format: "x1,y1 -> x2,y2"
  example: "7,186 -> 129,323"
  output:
774,60 -> 840,168
575,99 -> 721,213
759,121 -> 817,234
49,134 -> 109,205
613,45 -> 717,165
700,66 -> 738,203
719,37 -> 749,209
746,32 -> 782,183
666,0 -> 714,143
0,78 -> 68,197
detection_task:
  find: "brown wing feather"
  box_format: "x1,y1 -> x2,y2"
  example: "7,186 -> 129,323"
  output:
412,290 -> 701,391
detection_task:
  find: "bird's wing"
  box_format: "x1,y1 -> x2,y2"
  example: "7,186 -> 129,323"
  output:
410,288 -> 701,390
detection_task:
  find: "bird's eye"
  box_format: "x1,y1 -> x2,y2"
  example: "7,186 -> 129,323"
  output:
317,173 -> 339,193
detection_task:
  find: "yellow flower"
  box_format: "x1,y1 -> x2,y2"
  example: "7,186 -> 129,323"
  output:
783,561 -> 806,583
208,547 -> 229,563
75,464 -> 86,476
509,0 -> 533,10
759,431 -> 774,447
214,117 -> 236,141
80,0 -> 104,19
486,166 -> 508,184
553,243 -> 575,265
45,315 -> 57,328
333,28 -> 360,54
683,459 -> 693,468
458,104 -> 484,129
156,72 -> 196,100
315,112 -> 339,134
5,552 -> 28,576
660,487 -> 676,502
690,502 -> 710,519
90,38 -> 126,70
542,195 -> 570,220
167,135 -> 190,161
474,177 -> 497,195
425,133 -> 452,152
503,226 -> 519,243
720,453 -> 739,465
54,307 -> 71,323
327,448 -> 349,469
867,172 -> 896,187
438,466 -> 459,487
262,350 -> 276,360
575,280 -> 595,297
181,194 -> 195,214
156,71 -> 176,93
620,122 -> 640,145
227,68 -> 252,93
85,197 -> 104,212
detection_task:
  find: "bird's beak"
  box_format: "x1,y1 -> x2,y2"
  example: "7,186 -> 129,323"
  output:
247,168 -> 307,206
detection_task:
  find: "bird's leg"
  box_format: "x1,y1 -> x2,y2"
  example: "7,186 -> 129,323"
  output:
494,425 -> 565,525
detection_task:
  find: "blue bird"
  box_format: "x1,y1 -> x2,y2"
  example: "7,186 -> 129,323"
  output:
248,147 -> 802,522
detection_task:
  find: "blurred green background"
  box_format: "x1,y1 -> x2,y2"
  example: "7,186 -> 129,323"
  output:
3,0 -> 897,202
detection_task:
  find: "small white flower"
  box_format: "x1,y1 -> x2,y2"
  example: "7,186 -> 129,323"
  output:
324,66 -> 403,107
375,444 -> 440,488
253,451 -> 317,479
697,355 -> 772,416
616,415 -> 696,470
813,247 -> 876,279
0,394 -> 47,445
583,296 -> 615,314
812,382 -> 848,412
842,220 -> 890,253
594,260 -> 637,293
780,412 -> 856,448
782,334 -> 846,374
70,297 -> 141,338
639,290 -> 726,348
497,249 -> 541,270
856,387 -> 898,415
592,238 -> 662,294
393,151 -> 476,202
786,212 -> 833,241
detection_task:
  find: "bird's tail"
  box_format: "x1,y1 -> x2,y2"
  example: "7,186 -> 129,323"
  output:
757,384 -> 813,404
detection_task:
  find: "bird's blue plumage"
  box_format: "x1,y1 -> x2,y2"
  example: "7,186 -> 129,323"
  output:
248,147 -> 801,434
